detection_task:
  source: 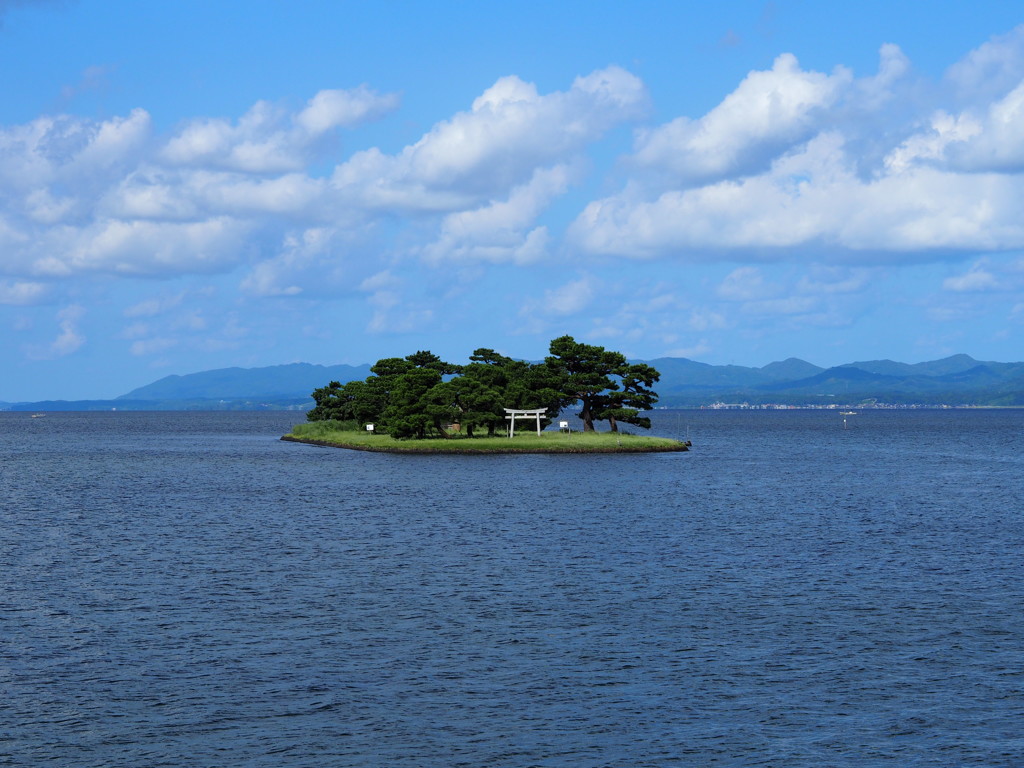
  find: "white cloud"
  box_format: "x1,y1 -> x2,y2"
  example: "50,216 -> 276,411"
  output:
796,266 -> 871,295
0,280 -> 47,305
947,81 -> 1024,171
572,129 -> 1024,259
27,304 -> 85,359
884,110 -> 982,173
124,292 -> 185,317
35,217 -> 253,277
0,70 -> 643,292
945,24 -> 1024,103
666,341 -> 712,359
0,109 -> 151,198
357,269 -> 435,334
51,304 -> 84,355
945,270 -> 999,292
162,87 -> 399,173
687,309 -> 729,332
331,66 -> 647,210
632,53 -> 851,184
884,78 -> 1024,175
422,164 -> 572,264
295,86 -> 400,133
517,275 -> 597,334
240,227 -> 341,297
537,275 -> 596,316
130,337 -> 178,356
943,263 -> 1000,292
717,266 -> 777,301
568,34 -> 1024,264
855,43 -> 911,110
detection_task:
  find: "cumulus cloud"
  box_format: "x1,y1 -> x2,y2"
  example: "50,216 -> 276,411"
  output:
945,24 -> 1024,104
568,33 -> 1024,264
331,66 -> 647,210
944,82 -> 1024,171
0,84 -> 402,293
882,72 -> 1024,175
422,164 -> 572,264
34,217 -> 253,277
572,129 -> 1024,259
162,86 -> 399,173
632,53 -> 851,184
240,227 -> 353,297
7,33 -> 1024,366
0,109 -> 151,197
0,69 -> 642,301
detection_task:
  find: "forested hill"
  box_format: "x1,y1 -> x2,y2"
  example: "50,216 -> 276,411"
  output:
648,354 -> 1024,406
118,363 -> 373,401
4,354 -> 1024,410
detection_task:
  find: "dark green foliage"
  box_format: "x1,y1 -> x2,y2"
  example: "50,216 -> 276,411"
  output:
545,335 -> 660,431
459,348 -> 562,436
382,366 -> 445,439
596,362 -> 660,431
306,338 -> 661,437
306,380 -> 346,422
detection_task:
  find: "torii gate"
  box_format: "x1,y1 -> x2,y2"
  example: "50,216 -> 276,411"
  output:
504,407 -> 547,438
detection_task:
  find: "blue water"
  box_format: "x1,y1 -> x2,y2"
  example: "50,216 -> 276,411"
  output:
1,409 -> 1022,767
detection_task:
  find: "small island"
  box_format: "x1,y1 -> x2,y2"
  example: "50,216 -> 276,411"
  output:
282,336 -> 689,454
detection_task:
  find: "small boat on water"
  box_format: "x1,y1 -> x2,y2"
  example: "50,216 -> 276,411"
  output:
30,413 -> 47,418
840,410 -> 856,415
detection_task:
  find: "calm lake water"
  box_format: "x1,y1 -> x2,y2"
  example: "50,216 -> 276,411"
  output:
2,409 -> 1022,767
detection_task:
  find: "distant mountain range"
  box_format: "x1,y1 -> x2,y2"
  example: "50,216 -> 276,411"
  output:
121,362 -> 373,402
645,353 -> 1024,406
3,354 -> 1023,411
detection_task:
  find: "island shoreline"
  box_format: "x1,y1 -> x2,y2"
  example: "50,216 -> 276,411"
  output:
281,434 -> 690,455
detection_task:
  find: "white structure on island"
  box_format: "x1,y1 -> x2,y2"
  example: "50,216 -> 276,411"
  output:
504,407 -> 547,438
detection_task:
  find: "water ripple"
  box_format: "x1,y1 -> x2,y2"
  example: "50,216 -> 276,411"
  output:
1,409 -> 1022,766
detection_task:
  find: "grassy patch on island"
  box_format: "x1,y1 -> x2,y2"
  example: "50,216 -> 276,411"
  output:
283,421 -> 688,454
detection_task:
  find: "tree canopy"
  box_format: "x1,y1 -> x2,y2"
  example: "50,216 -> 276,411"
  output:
306,337 -> 660,438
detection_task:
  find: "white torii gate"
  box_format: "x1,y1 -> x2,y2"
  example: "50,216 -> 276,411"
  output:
504,407 -> 547,438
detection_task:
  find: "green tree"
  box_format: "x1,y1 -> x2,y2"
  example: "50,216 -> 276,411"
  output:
382,366 -> 444,438
306,339 -> 658,438
460,348 -> 563,435
375,350 -> 460,438
545,335 -> 623,431
594,362 -> 660,431
307,379 -> 346,422
545,335 -> 660,431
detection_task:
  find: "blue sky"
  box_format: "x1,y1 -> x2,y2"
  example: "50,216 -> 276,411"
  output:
2,1 -> 1024,401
